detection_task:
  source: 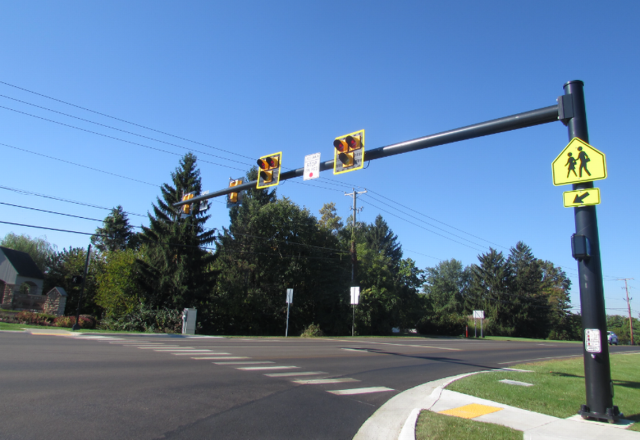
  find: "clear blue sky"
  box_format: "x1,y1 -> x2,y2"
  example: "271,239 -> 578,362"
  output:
1,1 -> 638,317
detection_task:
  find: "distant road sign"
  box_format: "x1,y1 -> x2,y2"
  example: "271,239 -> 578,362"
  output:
563,188 -> 601,208
304,153 -> 321,180
552,138 -> 606,186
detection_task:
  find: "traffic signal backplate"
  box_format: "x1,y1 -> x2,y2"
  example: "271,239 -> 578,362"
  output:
333,129 -> 365,175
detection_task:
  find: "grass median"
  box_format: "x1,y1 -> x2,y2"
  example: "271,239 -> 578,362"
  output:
417,352 -> 640,439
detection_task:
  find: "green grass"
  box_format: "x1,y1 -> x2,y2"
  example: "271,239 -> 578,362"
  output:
448,352 -> 640,431
415,410 -> 522,440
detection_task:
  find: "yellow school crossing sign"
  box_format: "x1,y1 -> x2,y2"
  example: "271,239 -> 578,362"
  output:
552,138 -> 607,186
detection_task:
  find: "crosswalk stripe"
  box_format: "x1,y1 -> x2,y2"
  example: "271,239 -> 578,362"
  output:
193,356 -> 249,360
237,366 -> 299,371
171,352 -> 215,355
213,361 -> 273,365
265,371 -> 327,377
293,378 -> 359,385
136,346 -> 188,349
328,387 -> 395,395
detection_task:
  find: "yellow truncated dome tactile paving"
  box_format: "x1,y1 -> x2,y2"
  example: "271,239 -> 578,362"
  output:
438,403 -> 504,419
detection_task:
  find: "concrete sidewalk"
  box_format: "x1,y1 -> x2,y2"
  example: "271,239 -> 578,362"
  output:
354,372 -> 639,440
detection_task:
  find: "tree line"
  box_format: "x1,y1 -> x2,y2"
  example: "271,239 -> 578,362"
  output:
1,153 -> 583,339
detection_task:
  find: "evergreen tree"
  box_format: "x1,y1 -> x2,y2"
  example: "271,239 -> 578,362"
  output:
506,242 -> 549,338
136,153 -> 217,310
91,205 -> 138,253
363,215 -> 403,267
467,248 -> 513,334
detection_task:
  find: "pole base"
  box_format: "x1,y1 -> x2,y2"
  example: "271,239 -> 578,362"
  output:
578,404 -> 622,424
71,323 -> 81,331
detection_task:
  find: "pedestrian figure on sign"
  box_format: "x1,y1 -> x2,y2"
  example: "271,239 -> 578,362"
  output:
577,146 -> 591,177
565,153 -> 577,178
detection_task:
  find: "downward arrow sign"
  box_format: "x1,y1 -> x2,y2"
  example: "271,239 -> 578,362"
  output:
573,192 -> 590,203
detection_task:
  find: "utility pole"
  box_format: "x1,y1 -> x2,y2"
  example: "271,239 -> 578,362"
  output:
344,188 -> 367,283
619,278 -> 634,345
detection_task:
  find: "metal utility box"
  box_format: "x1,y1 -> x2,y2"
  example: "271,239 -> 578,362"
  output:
182,308 -> 197,335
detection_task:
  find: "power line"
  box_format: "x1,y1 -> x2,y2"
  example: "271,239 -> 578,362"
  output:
0,81 -> 258,162
0,82 -> 361,192
0,94 -> 253,168
0,202 -> 105,222
0,141 -> 159,187
0,185 -> 147,217
360,197 -> 487,253
0,105 -> 247,172
365,189 -> 508,250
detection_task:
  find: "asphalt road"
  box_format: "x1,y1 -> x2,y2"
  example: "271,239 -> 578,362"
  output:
1,330 -> 638,440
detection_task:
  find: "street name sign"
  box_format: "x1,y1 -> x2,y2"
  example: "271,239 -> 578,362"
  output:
563,188 -> 601,208
552,138 -> 607,186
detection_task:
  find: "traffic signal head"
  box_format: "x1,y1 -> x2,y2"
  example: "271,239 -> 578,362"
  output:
333,130 -> 365,175
256,152 -> 282,189
227,178 -> 243,207
181,192 -> 195,216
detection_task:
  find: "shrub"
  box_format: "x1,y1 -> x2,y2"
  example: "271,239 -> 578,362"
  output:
52,315 -> 97,329
15,311 -> 56,326
98,303 -> 182,333
300,323 -> 324,337
417,314 -> 468,336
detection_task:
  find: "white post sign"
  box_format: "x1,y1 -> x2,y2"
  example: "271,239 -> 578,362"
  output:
285,288 -> 293,337
473,310 -> 484,338
303,153 -> 321,180
585,329 -> 602,353
350,286 -> 360,305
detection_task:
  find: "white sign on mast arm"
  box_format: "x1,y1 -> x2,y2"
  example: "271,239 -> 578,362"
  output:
304,153 -> 321,180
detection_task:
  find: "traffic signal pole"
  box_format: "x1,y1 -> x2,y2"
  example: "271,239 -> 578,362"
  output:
563,81 -> 618,423
173,81 -> 620,422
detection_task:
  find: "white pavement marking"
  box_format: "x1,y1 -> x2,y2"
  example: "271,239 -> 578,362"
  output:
497,354 -> 581,364
197,356 -> 249,360
213,361 -> 274,365
171,351 -> 215,355
341,348 -> 373,352
155,349 -> 211,353
265,371 -> 327,377
293,378 -> 359,385
74,336 -> 123,340
328,387 -> 395,395
332,339 -> 461,351
113,342 -> 165,345
152,348 -> 200,351
136,346 -> 187,349
237,366 -> 300,371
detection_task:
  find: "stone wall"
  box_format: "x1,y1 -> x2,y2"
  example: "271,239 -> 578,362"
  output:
43,289 -> 67,316
1,283 -> 14,309
0,286 -> 66,316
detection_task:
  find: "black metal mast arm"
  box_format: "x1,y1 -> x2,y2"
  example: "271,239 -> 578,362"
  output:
174,104 -> 559,207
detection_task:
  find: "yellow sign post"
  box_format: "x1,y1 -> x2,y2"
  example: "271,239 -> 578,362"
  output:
552,138 -> 606,186
563,188 -> 601,208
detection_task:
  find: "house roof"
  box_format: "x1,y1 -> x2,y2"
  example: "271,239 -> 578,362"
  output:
0,247 -> 45,280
